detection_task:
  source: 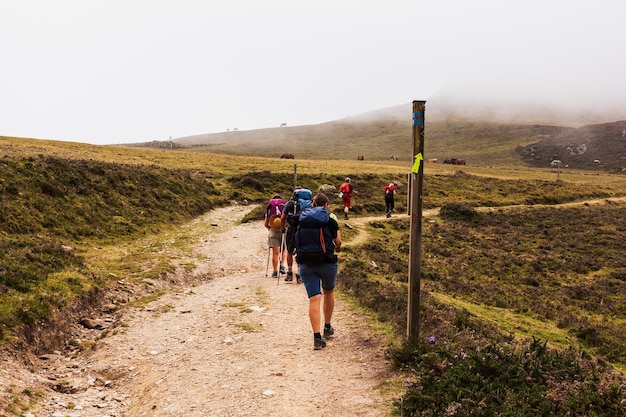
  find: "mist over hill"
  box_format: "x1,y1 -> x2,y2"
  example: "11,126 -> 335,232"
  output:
333,96 -> 625,129
128,99 -> 625,171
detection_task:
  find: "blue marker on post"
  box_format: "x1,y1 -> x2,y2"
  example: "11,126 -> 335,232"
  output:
413,111 -> 423,125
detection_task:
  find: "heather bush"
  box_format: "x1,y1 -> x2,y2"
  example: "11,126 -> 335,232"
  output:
396,337 -> 626,416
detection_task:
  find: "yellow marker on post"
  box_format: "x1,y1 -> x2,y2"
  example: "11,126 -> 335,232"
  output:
412,153 -> 423,173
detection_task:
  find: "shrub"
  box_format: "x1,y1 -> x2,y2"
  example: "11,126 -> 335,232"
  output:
439,202 -> 478,220
397,337 -> 626,416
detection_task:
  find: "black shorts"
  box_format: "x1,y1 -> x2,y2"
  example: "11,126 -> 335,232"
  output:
285,227 -> 296,253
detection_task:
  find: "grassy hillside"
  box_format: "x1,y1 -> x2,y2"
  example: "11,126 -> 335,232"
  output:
4,124 -> 626,415
124,106 -> 626,174
0,153 -> 221,341
0,135 -> 413,346
144,118 -> 568,167
339,197 -> 626,415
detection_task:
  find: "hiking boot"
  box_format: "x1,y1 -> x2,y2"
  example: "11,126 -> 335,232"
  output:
285,271 -> 293,282
296,274 -> 302,284
323,326 -> 335,339
279,265 -> 287,275
271,271 -> 278,278
314,337 -> 327,350
343,214 -> 349,220
386,211 -> 391,218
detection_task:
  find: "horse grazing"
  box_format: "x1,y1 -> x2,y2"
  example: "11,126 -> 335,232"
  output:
443,158 -> 466,165
357,155 -> 365,161
280,153 -> 295,159
390,155 -> 399,161
428,158 -> 438,163
280,122 -> 287,127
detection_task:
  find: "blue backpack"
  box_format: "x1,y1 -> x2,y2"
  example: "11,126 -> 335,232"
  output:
286,188 -> 312,226
294,188 -> 312,211
295,207 -> 336,265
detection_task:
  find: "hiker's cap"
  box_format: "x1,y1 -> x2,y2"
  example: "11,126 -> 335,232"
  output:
345,177 -> 350,182
389,183 -> 394,187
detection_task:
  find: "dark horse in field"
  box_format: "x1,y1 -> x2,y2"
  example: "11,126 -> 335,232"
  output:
443,158 -> 466,165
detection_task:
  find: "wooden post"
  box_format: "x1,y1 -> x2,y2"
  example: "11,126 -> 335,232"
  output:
293,164 -> 298,189
407,100 -> 426,344
406,172 -> 412,214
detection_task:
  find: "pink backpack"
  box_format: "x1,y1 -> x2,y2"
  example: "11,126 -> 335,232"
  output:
267,198 -> 285,218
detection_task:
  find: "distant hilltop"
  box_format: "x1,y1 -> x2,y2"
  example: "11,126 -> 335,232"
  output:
122,98 -> 625,173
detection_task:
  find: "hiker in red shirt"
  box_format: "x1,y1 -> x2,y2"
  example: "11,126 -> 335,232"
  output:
383,182 -> 396,218
338,177 -> 357,220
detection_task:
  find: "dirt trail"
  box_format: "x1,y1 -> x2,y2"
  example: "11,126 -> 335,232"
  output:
7,205 -> 398,417
6,198 -> 622,416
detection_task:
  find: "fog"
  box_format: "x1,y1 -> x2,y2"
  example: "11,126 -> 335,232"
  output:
1,0 -> 625,144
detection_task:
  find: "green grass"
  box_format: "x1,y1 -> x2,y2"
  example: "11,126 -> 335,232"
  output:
340,199 -> 626,415
0,154 -> 222,340
430,292 -> 578,349
3,115 -> 626,416
147,118 -> 569,167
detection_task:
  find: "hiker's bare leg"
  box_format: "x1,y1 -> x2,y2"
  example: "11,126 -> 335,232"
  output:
323,289 -> 335,325
271,246 -> 279,271
309,294 -> 322,333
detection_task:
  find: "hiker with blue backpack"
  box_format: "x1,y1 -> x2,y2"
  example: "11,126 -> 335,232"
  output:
264,194 -> 287,278
280,187 -> 312,284
295,193 -> 342,350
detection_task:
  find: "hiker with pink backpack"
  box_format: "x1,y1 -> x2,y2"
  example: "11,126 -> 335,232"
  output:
264,194 -> 287,278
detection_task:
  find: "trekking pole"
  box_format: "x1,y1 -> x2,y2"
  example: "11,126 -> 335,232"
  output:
277,231 -> 286,286
265,232 -> 271,277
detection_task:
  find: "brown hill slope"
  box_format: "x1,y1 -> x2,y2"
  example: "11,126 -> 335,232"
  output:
518,120 -> 626,172
165,118 -> 570,166
126,101 -> 625,170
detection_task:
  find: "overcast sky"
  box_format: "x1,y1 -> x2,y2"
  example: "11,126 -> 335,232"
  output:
1,0 -> 625,145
